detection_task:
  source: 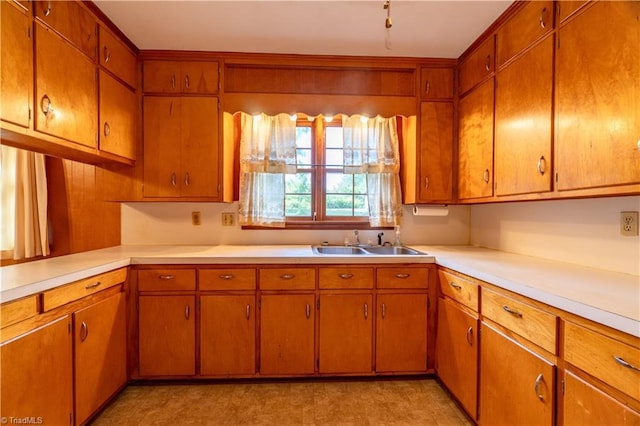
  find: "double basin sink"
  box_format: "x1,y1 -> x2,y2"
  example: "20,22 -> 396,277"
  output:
312,245 -> 425,256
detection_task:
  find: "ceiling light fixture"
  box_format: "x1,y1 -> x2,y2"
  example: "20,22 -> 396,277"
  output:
383,0 -> 392,50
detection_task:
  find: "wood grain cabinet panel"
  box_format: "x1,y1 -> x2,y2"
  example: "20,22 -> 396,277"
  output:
459,36 -> 495,96
556,0 -> 588,24
138,268 -> 196,292
318,267 -> 373,289
1,316 -> 73,425
42,267 -> 127,311
199,268 -> 256,291
1,1 -> 32,128
555,1 -> 640,191
200,295 -> 256,375
318,294 -> 373,374
0,295 -> 38,329
259,268 -> 316,290
99,70 -> 136,160
180,61 -> 219,94
74,292 -> 126,424
494,36 -> 553,196
458,78 -> 494,199
420,67 -> 454,99
35,23 -> 97,148
99,25 -> 137,88
143,60 -> 219,94
438,270 -> 479,311
376,267 -> 429,289
417,101 -> 454,202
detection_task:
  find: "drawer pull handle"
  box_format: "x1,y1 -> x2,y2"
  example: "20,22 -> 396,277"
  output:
424,176 -> 429,189
339,273 -> 354,279
484,54 -> 491,72
104,122 -> 111,137
537,155 -> 546,175
41,94 -> 52,115
364,303 -> 368,320
170,74 -> 176,89
305,303 -> 311,319
44,1 -> 52,17
185,74 -> 190,89
482,169 -> 490,184
158,274 -> 175,280
280,274 -> 295,280
80,322 -> 89,342
449,282 -> 462,290
539,7 -> 547,29
185,305 -> 190,320
502,305 -> 523,318
171,172 -> 177,187
466,326 -> 473,346
613,356 -> 640,372
219,274 -> 234,280
246,304 -> 251,320
103,46 -> 111,63
534,373 -> 544,400
425,80 -> 431,94
395,273 -> 410,279
85,281 -> 101,289
381,303 -> 387,319
184,172 -> 190,187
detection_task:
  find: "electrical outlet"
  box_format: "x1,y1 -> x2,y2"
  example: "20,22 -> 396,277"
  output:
222,212 -> 235,226
620,211 -> 639,236
191,211 -> 201,226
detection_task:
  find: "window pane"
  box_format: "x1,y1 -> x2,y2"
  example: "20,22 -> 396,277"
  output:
286,173 -> 311,194
285,195 -> 312,216
325,126 -> 343,148
296,126 -> 312,148
296,148 -> 311,166
354,174 -> 367,193
326,173 -> 353,193
326,194 -> 354,216
354,195 -> 369,216
326,149 -> 343,169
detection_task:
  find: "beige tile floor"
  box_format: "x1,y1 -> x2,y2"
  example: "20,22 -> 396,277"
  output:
91,378 -> 472,425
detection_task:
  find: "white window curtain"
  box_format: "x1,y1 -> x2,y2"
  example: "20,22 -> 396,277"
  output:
237,112 -> 297,227
0,145 -> 49,260
342,114 -> 403,227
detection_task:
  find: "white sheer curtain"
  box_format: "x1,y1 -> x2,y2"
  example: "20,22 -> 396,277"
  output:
237,112 -> 297,227
342,114 -> 403,227
1,145 -> 49,260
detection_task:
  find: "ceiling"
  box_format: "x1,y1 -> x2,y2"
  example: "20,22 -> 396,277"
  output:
94,1 -> 512,59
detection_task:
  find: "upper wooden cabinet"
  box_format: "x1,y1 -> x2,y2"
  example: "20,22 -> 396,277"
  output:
496,0 -> 554,67
458,79 -> 494,200
556,0 -> 588,24
555,1 -> 640,191
99,70 -> 136,160
35,23 -> 97,148
459,36 -> 495,96
417,101 -> 454,202
99,25 -> 137,89
143,60 -> 219,94
34,0 -> 97,60
494,36 -> 553,196
420,67 -> 454,99
0,1 -> 32,128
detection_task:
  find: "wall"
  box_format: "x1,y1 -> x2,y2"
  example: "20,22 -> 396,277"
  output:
470,196 -> 640,276
121,203 -> 470,247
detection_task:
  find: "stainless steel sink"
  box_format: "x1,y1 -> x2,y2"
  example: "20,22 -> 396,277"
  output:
312,245 -> 425,255
312,246 -> 368,255
363,246 -> 424,255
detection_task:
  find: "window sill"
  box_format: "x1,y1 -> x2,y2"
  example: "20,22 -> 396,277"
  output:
242,221 -> 392,231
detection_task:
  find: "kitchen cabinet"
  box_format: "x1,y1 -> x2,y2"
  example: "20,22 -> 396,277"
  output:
458,78 -> 494,200
143,60 -> 219,94
138,295 -> 196,376
556,1 -> 588,24
35,22 -> 97,148
459,36 -> 495,96
494,36 -> 553,196
479,323 -> 555,425
143,96 -> 221,198
555,1 -> 640,191
260,293 -> 315,375
99,70 -> 136,160
420,67 -> 454,99
0,316 -> 73,425
74,292 -> 127,424
1,1 -> 32,128
99,25 -> 137,89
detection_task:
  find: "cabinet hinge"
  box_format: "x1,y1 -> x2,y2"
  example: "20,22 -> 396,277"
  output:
561,378 -> 565,395
316,300 -> 320,309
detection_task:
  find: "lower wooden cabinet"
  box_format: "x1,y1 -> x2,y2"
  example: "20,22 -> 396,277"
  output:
318,293 -> 373,374
259,294 -> 315,375
74,292 -> 127,424
479,323 -> 555,425
138,295 -> 196,376
376,293 -> 428,372
0,316 -> 73,425
435,297 -> 478,419
200,294 -> 256,376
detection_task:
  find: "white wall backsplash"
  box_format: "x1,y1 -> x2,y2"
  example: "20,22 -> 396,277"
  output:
121,203 -> 470,246
470,196 -> 640,276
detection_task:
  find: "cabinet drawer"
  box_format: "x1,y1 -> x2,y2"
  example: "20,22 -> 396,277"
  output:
138,269 -> 196,291
438,270 -> 478,311
259,268 -> 315,290
459,36 -> 495,95
496,0 -> 554,67
481,288 -> 557,354
99,26 -> 137,88
1,295 -> 39,328
376,267 -> 428,289
199,268 -> 256,291
564,321 -> 640,402
319,267 -> 374,289
420,68 -> 454,99
42,268 -> 127,311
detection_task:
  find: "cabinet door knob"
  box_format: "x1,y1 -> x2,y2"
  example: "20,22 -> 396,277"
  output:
246,304 -> 251,320
537,156 -> 546,175
44,0 -> 52,16
466,326 -> 473,345
484,54 -> 491,72
40,95 -> 52,115
103,122 -> 111,137
185,305 -> 190,320
184,172 -> 190,187
103,46 -> 111,63
364,303 -> 368,320
171,172 -> 177,187
539,7 -> 548,29
185,74 -> 190,89
482,169 -> 490,184
305,303 -> 311,319
425,80 -> 431,94
170,74 -> 176,89
80,322 -> 89,342
424,176 -> 430,189
381,303 -> 387,319
534,373 -> 545,400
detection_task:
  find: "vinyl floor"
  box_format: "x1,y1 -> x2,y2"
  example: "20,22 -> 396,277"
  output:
90,378 -> 472,425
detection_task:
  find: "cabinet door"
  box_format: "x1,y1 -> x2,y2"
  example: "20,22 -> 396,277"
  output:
376,293 -> 428,372
143,60 -> 180,93
1,1 -> 32,128
34,0 -> 96,60
200,295 -> 256,375
1,316 -> 73,425
180,97 -> 220,198
99,26 -> 137,88
495,36 -> 553,196
459,36 -> 495,96
435,297 -> 478,420
318,294 -> 372,374
74,292 -> 127,424
556,1 -> 640,190
418,102 -> 453,202
99,70 -> 136,160
420,68 -> 453,99
181,61 -> 219,94
138,295 -> 195,376
458,79 -> 494,199
479,323 -> 555,426
143,97 -> 181,197
563,370 -> 640,425
35,24 -> 97,148
260,294 -> 315,375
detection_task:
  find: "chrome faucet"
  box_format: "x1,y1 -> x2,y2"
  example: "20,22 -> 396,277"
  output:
353,229 -> 360,245
377,232 -> 384,246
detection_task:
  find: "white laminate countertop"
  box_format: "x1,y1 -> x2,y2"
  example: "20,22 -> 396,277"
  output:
1,244 -> 638,338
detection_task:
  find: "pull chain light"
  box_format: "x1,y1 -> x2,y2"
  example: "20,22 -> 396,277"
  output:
383,0 -> 392,50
